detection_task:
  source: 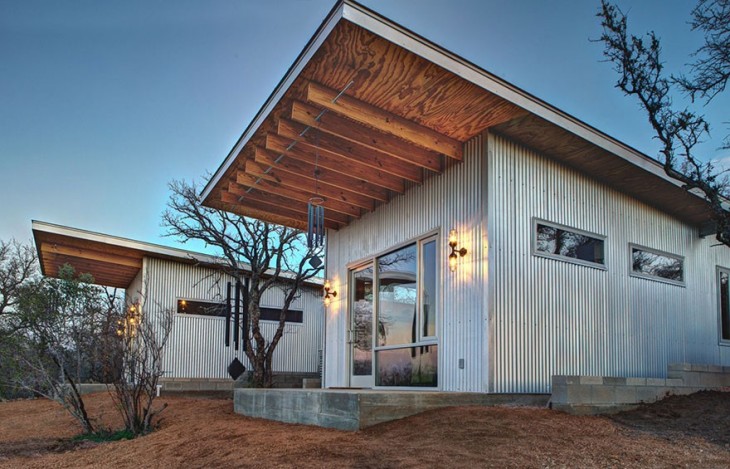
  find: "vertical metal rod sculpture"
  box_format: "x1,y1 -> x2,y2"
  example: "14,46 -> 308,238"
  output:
234,280 -> 241,351
242,277 -> 250,351
225,281 -> 231,347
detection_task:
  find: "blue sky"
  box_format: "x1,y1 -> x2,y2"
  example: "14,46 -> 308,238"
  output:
1,0 -> 728,253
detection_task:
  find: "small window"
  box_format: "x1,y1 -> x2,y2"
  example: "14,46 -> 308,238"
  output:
630,244 -> 684,285
177,299 -> 227,317
719,268 -> 730,342
533,219 -> 605,267
259,307 -> 303,323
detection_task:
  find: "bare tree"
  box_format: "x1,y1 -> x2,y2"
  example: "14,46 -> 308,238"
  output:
105,298 -> 174,435
162,180 -> 322,388
597,0 -> 730,246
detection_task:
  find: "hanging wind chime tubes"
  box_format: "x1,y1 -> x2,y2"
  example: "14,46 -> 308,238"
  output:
307,197 -> 325,249
307,126 -> 326,250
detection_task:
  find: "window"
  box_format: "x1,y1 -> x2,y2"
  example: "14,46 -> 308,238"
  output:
533,219 -> 606,268
719,268 -> 730,342
259,307 -> 303,323
630,244 -> 684,285
177,299 -> 226,317
373,235 -> 439,387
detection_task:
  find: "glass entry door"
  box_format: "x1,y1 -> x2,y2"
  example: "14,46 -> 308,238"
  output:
349,265 -> 374,388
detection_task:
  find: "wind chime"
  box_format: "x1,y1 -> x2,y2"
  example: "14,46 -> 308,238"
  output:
307,129 -> 325,268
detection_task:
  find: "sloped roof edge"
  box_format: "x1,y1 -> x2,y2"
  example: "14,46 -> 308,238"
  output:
201,0 -> 696,211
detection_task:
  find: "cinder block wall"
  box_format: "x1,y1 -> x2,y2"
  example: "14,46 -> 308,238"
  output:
551,363 -> 730,415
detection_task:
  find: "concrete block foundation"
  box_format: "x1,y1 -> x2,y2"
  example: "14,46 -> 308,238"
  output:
551,363 -> 730,415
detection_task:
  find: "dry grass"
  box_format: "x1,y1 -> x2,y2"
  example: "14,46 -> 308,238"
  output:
1,390 -> 729,468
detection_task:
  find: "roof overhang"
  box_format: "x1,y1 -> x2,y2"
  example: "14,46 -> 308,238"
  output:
33,221 -> 324,289
32,221 -> 226,289
201,0 -> 714,229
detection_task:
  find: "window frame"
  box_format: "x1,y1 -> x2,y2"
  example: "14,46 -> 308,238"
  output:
717,266 -> 730,346
345,229 -> 441,389
258,306 -> 304,324
176,297 -> 227,318
531,218 -> 607,270
628,243 -> 685,287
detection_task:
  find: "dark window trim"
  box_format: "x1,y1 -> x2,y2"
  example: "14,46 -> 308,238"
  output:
531,218 -> 607,270
176,298 -> 227,317
628,243 -> 685,287
717,266 -> 730,346
259,306 -> 304,324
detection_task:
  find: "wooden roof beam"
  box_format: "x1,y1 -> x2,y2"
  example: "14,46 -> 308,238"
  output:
290,101 -> 442,173
254,146 -> 390,203
243,161 -> 377,211
277,118 -> 423,183
266,133 -> 405,193
228,176 -> 361,219
306,81 -> 463,160
224,184 -> 350,226
218,190 -> 341,230
40,243 -> 142,269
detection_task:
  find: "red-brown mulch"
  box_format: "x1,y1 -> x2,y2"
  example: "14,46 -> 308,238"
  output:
1,390 -> 729,468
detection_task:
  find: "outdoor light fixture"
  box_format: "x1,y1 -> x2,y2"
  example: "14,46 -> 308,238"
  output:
117,303 -> 141,337
448,229 -> 467,272
323,280 -> 337,306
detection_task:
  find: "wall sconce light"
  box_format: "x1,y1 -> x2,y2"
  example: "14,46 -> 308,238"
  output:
448,229 -> 467,272
323,279 -> 337,306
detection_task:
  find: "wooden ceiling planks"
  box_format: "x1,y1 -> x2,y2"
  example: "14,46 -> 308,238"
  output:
39,243 -> 142,270
277,118 -> 424,182
243,161 -> 377,210
265,133 -> 405,193
221,185 -> 347,228
230,177 -> 362,219
289,101 -> 442,172
35,236 -> 144,289
305,82 -> 462,160
203,18 -> 560,230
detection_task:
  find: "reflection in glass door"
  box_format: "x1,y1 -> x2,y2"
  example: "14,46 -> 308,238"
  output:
349,265 -> 374,387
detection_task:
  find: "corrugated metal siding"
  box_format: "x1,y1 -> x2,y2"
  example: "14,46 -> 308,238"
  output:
325,133 -> 489,392
125,267 -> 144,306
144,258 -> 323,379
487,132 -> 730,393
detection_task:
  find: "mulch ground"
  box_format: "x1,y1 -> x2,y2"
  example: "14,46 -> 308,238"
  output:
1,390 -> 729,468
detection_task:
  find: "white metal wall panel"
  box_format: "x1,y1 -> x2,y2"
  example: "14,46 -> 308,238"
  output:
487,132 -> 730,393
125,267 -> 144,307
144,258 -> 323,379
324,134 -> 489,392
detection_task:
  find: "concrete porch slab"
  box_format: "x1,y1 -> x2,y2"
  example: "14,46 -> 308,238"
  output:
233,388 -> 549,431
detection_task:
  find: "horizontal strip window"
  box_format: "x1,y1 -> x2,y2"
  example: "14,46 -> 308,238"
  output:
259,307 -> 303,323
630,244 -> 684,286
532,219 -> 606,269
177,299 -> 226,317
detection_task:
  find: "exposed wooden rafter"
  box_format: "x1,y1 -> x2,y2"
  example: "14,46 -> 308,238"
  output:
305,81 -> 463,160
219,190 -> 340,230
290,101 -> 442,173
253,146 -> 390,202
277,118 -> 423,183
224,184 -> 349,226
265,133 -> 405,193
231,174 -> 362,218
243,161 -> 377,210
